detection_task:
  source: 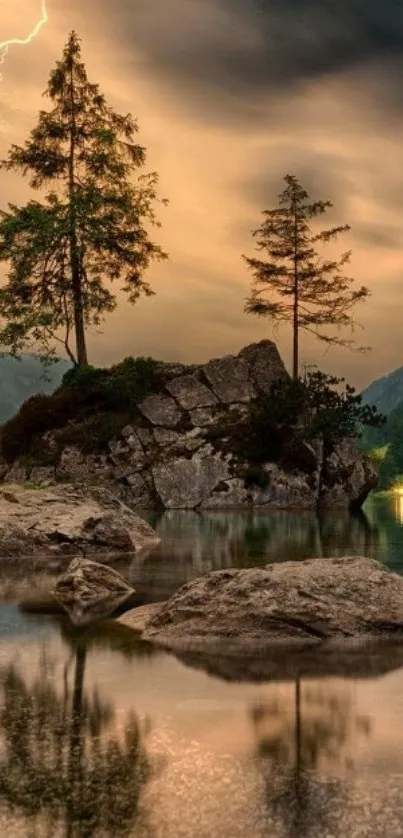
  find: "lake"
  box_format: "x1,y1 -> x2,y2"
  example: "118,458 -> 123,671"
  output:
1,492 -> 403,837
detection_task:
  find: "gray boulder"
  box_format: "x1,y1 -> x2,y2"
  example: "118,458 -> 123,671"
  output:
54,558 -> 135,626
108,437 -> 146,479
321,438 -> 378,509
201,463 -> 316,509
238,340 -> 288,393
152,453 -> 230,508
124,473 -> 156,508
189,407 -> 214,427
56,447 -> 115,485
202,355 -> 256,403
138,393 -> 182,427
143,556 -> 403,653
153,428 -> 180,446
166,372 -> 218,410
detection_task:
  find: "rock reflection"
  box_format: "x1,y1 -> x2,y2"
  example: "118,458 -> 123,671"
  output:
0,638 -> 151,837
58,616 -> 158,662
250,680 -> 372,837
132,509 -> 380,594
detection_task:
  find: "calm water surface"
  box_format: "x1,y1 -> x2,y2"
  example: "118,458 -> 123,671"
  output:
130,492 -> 403,593
1,494 -> 403,836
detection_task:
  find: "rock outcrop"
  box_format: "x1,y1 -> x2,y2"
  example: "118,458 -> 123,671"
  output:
141,556 -> 403,654
54,557 -> 135,626
320,438 -> 378,509
0,484 -> 160,559
0,340 -> 377,510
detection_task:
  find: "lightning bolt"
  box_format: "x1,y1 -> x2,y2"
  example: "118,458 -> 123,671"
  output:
0,0 -> 48,82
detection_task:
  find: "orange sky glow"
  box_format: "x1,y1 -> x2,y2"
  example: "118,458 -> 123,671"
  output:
0,0 -> 402,388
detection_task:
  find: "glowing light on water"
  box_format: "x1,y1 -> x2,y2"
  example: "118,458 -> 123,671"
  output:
393,486 -> 403,524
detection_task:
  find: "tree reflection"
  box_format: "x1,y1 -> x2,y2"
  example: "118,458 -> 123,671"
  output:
251,680 -> 372,837
134,508 -> 381,595
0,641 -> 151,837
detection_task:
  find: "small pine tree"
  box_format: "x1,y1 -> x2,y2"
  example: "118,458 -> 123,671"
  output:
243,174 -> 369,379
0,32 -> 168,366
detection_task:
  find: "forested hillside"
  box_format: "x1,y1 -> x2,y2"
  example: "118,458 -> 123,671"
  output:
361,367 -> 403,414
360,370 -> 403,489
0,356 -> 70,424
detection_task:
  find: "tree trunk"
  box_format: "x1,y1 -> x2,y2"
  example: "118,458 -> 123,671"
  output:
292,299 -> 299,380
71,247 -> 88,367
68,60 -> 88,367
292,198 -> 299,380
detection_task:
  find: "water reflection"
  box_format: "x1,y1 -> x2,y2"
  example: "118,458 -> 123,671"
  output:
1,497 -> 402,608
251,681 -> 371,771
394,493 -> 403,525
251,681 -> 371,838
134,492 -> 403,596
133,508 -> 382,594
0,633 -> 152,837
2,618 -> 403,837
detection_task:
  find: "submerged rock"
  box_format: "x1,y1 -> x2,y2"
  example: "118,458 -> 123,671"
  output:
142,556 -> 403,653
0,483 -> 160,558
54,557 -> 135,626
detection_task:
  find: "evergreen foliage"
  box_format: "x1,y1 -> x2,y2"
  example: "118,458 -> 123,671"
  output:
208,370 -> 385,479
360,401 -> 403,489
0,32 -> 167,367
243,175 -> 369,378
0,355 -> 162,462
247,371 -> 384,459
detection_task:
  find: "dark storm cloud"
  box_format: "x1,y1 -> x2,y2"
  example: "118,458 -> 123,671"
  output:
225,146 -> 354,249
107,0 -> 403,118
237,145 -> 353,210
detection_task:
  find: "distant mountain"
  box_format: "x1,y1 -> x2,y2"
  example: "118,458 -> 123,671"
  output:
0,355 -> 70,425
361,366 -> 403,414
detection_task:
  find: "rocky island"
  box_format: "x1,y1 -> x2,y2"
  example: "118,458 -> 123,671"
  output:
0,340 -> 377,511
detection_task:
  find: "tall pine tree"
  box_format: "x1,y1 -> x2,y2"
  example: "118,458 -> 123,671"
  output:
243,175 -> 369,379
0,32 -> 168,366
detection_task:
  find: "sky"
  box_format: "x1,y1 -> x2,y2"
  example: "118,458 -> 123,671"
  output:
0,0 -> 402,388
